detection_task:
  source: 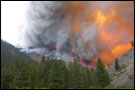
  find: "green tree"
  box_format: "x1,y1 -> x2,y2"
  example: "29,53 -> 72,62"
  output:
14,59 -> 30,88
29,64 -> 39,89
41,56 -> 45,62
48,60 -> 68,89
38,59 -> 52,88
68,60 -> 83,89
81,67 -> 90,89
96,58 -> 111,88
1,66 -> 14,89
115,58 -> 120,71
107,64 -> 110,69
89,68 -> 97,88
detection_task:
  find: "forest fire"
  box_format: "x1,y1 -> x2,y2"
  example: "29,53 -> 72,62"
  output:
1,1 -> 134,89
19,1 -> 134,67
90,8 -> 133,66
67,1 -> 133,66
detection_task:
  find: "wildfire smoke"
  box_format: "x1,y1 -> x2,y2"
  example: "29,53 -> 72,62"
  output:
19,1 -> 134,66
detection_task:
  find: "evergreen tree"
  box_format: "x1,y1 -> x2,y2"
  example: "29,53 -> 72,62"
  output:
107,64 -> 110,69
38,59 -> 52,88
131,41 -> 134,47
89,68 -> 97,88
29,64 -> 39,89
41,56 -> 45,62
115,58 -> 120,71
81,67 -> 90,89
68,60 -> 83,89
14,59 -> 30,88
1,66 -> 14,89
48,60 -> 68,89
59,60 -> 69,89
96,58 -> 111,88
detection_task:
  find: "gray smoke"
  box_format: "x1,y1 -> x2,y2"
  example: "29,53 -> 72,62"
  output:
19,1 -> 134,63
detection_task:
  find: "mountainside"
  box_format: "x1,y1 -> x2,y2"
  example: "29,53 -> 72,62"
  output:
1,40 -> 36,64
1,39 -> 134,89
108,46 -> 134,87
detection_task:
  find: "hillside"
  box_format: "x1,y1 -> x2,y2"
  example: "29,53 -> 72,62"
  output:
1,40 -> 36,64
1,39 -> 134,89
108,46 -> 134,87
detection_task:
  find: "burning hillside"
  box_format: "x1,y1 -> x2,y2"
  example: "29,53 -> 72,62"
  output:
19,1 -> 134,67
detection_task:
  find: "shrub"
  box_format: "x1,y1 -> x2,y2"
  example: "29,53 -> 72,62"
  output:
128,74 -> 134,80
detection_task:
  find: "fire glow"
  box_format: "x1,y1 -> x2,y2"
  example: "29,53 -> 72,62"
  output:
92,9 -> 132,65
19,1 -> 134,67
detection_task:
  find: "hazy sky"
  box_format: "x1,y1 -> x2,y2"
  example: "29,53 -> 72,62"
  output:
1,1 -> 26,46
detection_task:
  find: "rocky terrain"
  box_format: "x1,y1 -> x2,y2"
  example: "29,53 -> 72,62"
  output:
108,46 -> 134,87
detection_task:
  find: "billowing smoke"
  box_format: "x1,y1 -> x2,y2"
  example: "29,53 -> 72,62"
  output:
19,1 -> 134,66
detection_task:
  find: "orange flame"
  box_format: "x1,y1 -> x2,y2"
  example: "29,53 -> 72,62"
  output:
95,8 -> 132,66
67,2 -> 133,66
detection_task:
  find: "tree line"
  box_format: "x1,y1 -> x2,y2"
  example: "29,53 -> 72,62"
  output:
1,56 -> 111,89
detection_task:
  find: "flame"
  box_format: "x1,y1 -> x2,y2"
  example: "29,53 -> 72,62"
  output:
96,11 -> 107,27
96,9 -> 132,66
23,1 -> 133,67
95,8 -> 115,28
80,59 -> 83,64
99,44 -> 131,65
105,65 -> 108,70
51,43 -> 56,48
68,1 -> 133,66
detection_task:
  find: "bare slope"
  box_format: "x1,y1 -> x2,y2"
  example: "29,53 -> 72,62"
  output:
108,47 -> 134,87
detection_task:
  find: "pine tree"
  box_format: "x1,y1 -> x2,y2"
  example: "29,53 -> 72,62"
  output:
131,41 -> 134,47
89,68 -> 97,88
68,60 -> 83,89
115,58 -> 120,71
58,60 -> 69,89
96,58 -> 111,88
14,59 -> 30,88
29,64 -> 38,89
81,67 -> 90,89
107,64 -> 110,69
41,56 -> 45,62
38,59 -> 52,88
1,66 -> 14,89
48,60 -> 68,89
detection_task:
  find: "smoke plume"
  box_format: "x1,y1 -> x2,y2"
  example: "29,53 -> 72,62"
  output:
19,1 -> 134,66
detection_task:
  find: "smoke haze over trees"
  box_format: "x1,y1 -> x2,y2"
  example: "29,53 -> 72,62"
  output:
1,1 -> 134,89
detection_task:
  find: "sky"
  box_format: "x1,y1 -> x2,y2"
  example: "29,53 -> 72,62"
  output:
1,1 -> 26,46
